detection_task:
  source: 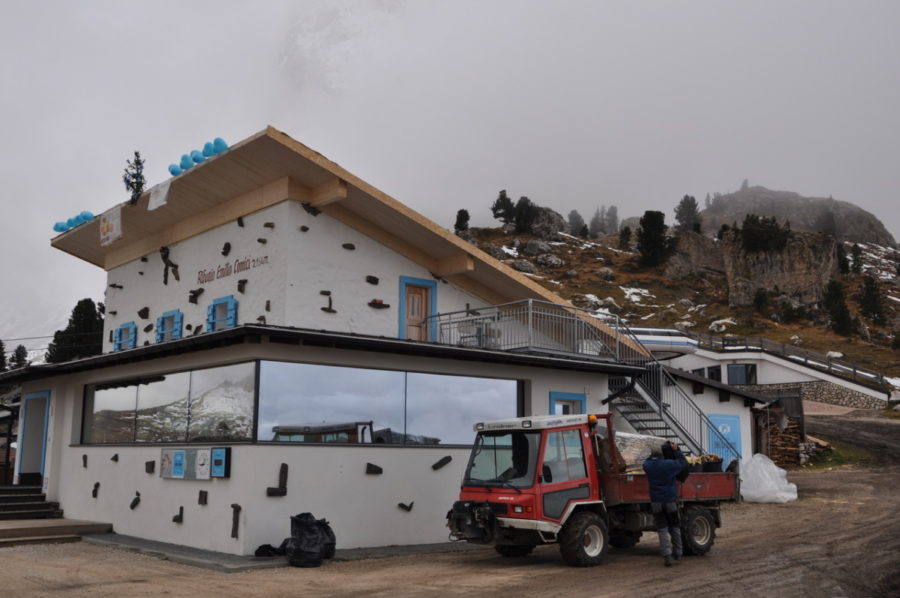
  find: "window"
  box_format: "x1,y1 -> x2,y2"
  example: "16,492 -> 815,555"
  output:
399,277 -> 437,341
707,366 -> 722,382
113,322 -> 138,351
541,429 -> 586,483
691,368 -> 706,377
550,392 -> 586,415
207,296 -> 238,332
82,363 -> 255,444
257,361 -> 520,445
727,364 -> 757,385
155,310 -> 184,343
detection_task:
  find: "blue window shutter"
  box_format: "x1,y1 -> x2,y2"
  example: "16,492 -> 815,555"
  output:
207,303 -> 216,331
126,323 -> 137,349
173,311 -> 183,340
155,316 -> 165,343
226,297 -> 237,327
113,327 -> 122,351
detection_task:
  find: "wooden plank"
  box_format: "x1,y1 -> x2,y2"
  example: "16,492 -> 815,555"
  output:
307,178 -> 348,207
434,253 -> 475,276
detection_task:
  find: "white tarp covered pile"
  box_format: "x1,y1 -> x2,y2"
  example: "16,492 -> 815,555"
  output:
740,454 -> 798,503
614,431 -> 667,468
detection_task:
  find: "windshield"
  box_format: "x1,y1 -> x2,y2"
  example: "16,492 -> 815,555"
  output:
464,430 -> 541,489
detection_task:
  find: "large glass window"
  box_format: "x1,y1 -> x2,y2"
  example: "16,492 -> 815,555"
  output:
82,384 -> 137,443
258,362 -> 519,445
135,373 -> 190,442
727,364 -> 757,385
464,431 -> 541,489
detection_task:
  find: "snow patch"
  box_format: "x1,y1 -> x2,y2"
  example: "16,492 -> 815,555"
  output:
620,286 -> 655,304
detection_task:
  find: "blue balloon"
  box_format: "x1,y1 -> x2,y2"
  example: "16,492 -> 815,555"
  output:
66,217 -> 78,228
202,142 -> 215,157
79,211 -> 94,221
72,214 -> 85,226
53,222 -> 69,233
180,154 -> 194,170
168,164 -> 183,176
213,137 -> 229,154
191,149 -> 205,164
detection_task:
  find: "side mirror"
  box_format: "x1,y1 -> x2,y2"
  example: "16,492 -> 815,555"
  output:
541,464 -> 552,484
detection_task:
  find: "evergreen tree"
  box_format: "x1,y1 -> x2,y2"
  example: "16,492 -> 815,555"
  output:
740,214 -> 790,252
513,196 -> 538,234
453,209 -> 470,235
704,193 -> 711,209
0,340 -> 6,372
567,210 -> 586,236
674,195 -> 702,234
579,224 -> 590,238
636,211 -> 670,267
618,226 -> 632,250
45,298 -> 105,363
10,345 -> 29,369
850,244 -> 863,274
836,244 -> 850,274
823,280 -> 853,336
589,207 -> 604,237
490,190 -> 515,225
859,274 -> 886,325
604,205 -> 619,234
123,151 -> 146,205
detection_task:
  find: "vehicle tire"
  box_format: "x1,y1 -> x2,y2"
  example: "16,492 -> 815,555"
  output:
681,506 -> 716,556
609,530 -> 642,549
558,512 -> 609,567
495,544 -> 535,557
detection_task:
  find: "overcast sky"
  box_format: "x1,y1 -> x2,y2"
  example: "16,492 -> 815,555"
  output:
1,1 -> 898,357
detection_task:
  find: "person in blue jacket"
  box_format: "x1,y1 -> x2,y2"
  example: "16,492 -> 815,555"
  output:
642,441 -> 688,566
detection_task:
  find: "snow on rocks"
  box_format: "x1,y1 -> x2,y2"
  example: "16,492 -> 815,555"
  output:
620,286 -> 655,304
708,318 -> 737,333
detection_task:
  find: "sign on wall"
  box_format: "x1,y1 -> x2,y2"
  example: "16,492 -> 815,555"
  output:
99,206 -> 122,246
160,447 -> 230,480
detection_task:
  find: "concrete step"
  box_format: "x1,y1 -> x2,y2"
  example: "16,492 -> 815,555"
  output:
0,518 -> 112,539
0,534 -> 81,548
0,485 -> 43,495
0,501 -> 60,512
0,508 -> 63,520
0,494 -> 45,504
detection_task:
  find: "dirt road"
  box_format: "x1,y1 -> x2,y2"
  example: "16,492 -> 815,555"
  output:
2,411 -> 899,598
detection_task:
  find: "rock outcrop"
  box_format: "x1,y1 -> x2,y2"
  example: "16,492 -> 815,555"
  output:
665,233 -> 726,278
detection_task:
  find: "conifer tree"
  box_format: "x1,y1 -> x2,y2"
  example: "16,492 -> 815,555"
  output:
674,195 -> 702,234
823,280 -> 853,336
604,205 -> 619,234
850,244 -> 863,274
0,340 -> 6,372
453,209 -> 470,235
10,345 -> 29,369
567,210 -> 586,236
636,211 -> 669,267
513,197 -> 538,233
836,244 -> 850,274
490,190 -> 515,225
618,226 -> 632,250
859,274 -> 886,325
589,207 -> 604,237
45,298 -> 105,363
123,151 -> 146,205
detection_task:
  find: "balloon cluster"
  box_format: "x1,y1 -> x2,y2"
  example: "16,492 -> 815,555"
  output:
168,137 -> 229,177
53,210 -> 96,233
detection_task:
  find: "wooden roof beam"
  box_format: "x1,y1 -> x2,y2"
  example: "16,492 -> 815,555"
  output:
434,253 -> 475,276
307,178 -> 348,207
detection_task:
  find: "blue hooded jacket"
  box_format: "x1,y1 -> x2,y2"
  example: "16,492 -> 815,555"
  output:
642,451 -> 687,503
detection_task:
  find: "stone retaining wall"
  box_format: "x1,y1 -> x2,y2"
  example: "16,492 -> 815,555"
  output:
739,381 -> 886,410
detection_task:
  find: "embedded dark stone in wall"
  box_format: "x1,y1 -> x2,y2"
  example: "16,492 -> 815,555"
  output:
368,300 -> 390,309
264,222 -> 275,229
231,503 -> 242,538
301,203 -> 321,216
145,460 -> 155,474
138,271 -> 144,276
320,290 -> 331,296
237,217 -> 244,227
321,296 -> 337,314
189,288 -> 204,304
144,341 -> 150,346
130,491 -> 141,510
143,323 -> 153,333
265,300 -> 271,312
198,490 -> 208,506
365,276 -> 379,285
82,454 -> 87,468
257,238 -> 267,244
172,506 -> 184,524
237,279 -> 247,294
193,325 -> 203,335
266,463 -> 289,497
431,456 -> 452,471
109,283 -> 123,290
111,453 -> 119,462
137,307 -> 150,319
108,311 -> 117,316
299,225 -> 309,232
222,242 -> 231,257
92,482 -> 99,499
160,247 -> 180,284
257,316 -> 267,325
397,501 -> 414,512
365,463 -> 383,475
186,324 -> 193,331
342,243 -> 356,251
140,256 -> 148,262
429,272 -> 447,283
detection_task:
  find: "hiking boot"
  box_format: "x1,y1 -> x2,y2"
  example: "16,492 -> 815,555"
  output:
664,555 -> 672,567
673,554 -> 682,562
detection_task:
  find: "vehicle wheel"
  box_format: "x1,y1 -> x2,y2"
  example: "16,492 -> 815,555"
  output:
558,512 -> 609,567
681,506 -> 716,556
609,530 -> 642,549
495,544 -> 535,557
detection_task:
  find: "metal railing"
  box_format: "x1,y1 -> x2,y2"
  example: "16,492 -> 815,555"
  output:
687,332 -> 888,392
425,300 -> 741,464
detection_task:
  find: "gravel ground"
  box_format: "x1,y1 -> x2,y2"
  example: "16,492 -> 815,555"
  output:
1,410 -> 898,598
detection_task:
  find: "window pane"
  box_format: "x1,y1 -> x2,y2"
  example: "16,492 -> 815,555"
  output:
258,362 -> 404,444
83,385 -> 137,443
464,431 -> 540,489
542,429 -> 586,483
707,366 -> 722,382
406,373 -> 519,445
188,363 -> 255,442
135,373 -> 190,442
727,364 -> 747,385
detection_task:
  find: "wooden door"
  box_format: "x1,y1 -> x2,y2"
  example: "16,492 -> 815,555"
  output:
405,285 -> 429,341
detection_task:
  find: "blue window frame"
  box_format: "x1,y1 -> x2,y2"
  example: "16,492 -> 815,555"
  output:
19,391 -> 51,479
398,276 -> 438,341
156,309 -> 184,342
549,391 -> 586,415
113,322 -> 138,351
207,295 -> 238,332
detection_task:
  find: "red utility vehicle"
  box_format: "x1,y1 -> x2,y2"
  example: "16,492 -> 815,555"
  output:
447,413 -> 738,566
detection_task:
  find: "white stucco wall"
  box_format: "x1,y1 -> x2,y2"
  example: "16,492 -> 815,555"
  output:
672,379 -> 755,460
23,341 -> 613,555
102,200 -> 487,352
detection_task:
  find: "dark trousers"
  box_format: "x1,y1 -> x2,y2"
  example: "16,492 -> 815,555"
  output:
651,501 -> 682,558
